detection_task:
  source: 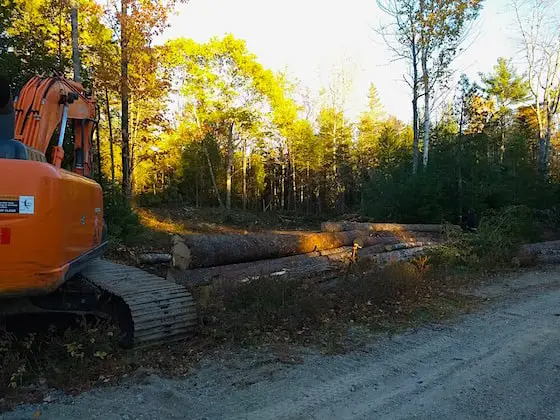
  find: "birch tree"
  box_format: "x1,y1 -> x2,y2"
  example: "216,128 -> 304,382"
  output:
513,0 -> 560,177
378,0 -> 483,171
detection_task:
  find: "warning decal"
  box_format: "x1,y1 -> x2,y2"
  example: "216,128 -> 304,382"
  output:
0,196 -> 35,214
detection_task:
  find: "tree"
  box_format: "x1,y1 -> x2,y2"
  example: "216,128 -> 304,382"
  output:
166,35 -> 297,210
417,0 -> 483,168
377,0 -> 422,173
481,57 -> 529,161
513,0 -> 560,177
111,0 -> 186,204
378,0 -> 483,171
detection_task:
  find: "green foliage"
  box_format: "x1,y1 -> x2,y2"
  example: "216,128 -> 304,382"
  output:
102,181 -> 143,243
0,318 -> 119,397
472,205 -> 538,261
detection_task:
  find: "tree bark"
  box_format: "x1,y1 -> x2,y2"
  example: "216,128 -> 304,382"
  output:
170,230 -> 434,269
168,243 -> 434,288
411,30 -> 420,174
202,141 -> 223,208
421,42 -> 430,169
292,154 -> 297,211
95,105 -> 102,182
120,0 -> 130,202
242,137 -> 247,210
104,88 -> 115,185
226,122 -> 234,210
321,221 -> 457,234
137,253 -> 172,265
70,5 -> 80,83
280,160 -> 286,210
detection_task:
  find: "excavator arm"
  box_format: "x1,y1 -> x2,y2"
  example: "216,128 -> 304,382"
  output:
14,76 -> 96,177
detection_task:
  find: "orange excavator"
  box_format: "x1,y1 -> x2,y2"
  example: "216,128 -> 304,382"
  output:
0,76 -> 197,347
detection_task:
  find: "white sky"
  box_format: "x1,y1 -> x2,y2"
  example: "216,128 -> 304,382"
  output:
157,0 -> 519,123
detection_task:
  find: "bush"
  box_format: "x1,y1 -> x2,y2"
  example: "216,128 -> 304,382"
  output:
426,205 -> 544,271
101,182 -> 143,244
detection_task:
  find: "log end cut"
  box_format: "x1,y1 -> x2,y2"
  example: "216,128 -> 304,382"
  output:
171,234 -> 192,270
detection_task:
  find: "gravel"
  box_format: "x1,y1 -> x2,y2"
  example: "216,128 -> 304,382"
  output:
3,267 -> 560,420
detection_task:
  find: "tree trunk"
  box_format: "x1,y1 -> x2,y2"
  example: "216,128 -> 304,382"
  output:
226,122 -> 234,210
120,0 -> 130,203
281,160 -> 285,210
421,45 -> 430,169
95,106 -> 102,182
170,230 -> 433,269
195,167 -> 200,208
321,221 -> 457,234
104,88 -> 115,185
202,141 -> 223,208
306,162 -> 310,214
411,35 -> 420,174
542,110 -> 553,178
291,154 -> 297,211
242,137 -> 247,210
70,5 -> 80,83
168,244 -> 434,288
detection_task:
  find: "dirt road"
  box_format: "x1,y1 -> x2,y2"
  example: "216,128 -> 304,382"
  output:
4,267 -> 560,420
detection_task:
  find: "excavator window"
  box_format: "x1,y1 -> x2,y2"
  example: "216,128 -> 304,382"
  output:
0,139 -> 28,160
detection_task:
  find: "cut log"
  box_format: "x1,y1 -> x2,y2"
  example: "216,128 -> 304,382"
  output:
321,222 -> 458,234
170,230 -> 437,269
519,240 -> 560,256
517,240 -> 560,266
167,241 -> 436,288
137,253 -> 172,265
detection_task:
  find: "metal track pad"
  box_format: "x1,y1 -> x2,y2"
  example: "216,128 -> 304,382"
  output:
80,259 -> 198,348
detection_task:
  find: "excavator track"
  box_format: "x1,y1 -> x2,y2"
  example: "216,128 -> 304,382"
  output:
80,259 -> 198,348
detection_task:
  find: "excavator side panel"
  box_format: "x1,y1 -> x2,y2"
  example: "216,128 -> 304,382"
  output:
0,159 -> 105,298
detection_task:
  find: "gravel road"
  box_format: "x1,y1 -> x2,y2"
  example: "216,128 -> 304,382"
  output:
4,267 -> 560,420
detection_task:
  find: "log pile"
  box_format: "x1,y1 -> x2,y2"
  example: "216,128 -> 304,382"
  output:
159,222 -> 447,289
169,229 -> 437,269
167,241 -> 435,288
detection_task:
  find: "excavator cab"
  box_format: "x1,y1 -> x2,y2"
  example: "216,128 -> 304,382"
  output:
0,75 -> 107,298
0,77 -> 25,159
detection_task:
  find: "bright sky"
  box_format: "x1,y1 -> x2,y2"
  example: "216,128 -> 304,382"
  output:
158,0 -> 519,123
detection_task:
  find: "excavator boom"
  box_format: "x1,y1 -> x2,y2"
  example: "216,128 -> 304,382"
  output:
14,75 -> 96,176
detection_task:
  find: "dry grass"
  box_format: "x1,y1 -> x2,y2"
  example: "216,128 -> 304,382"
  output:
0,241 -> 483,411
136,206 -> 325,235
195,259 -> 480,352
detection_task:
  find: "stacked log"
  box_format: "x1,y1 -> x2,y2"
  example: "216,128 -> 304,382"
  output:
170,230 -> 431,270
167,241 -> 435,288
161,221 -> 447,289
